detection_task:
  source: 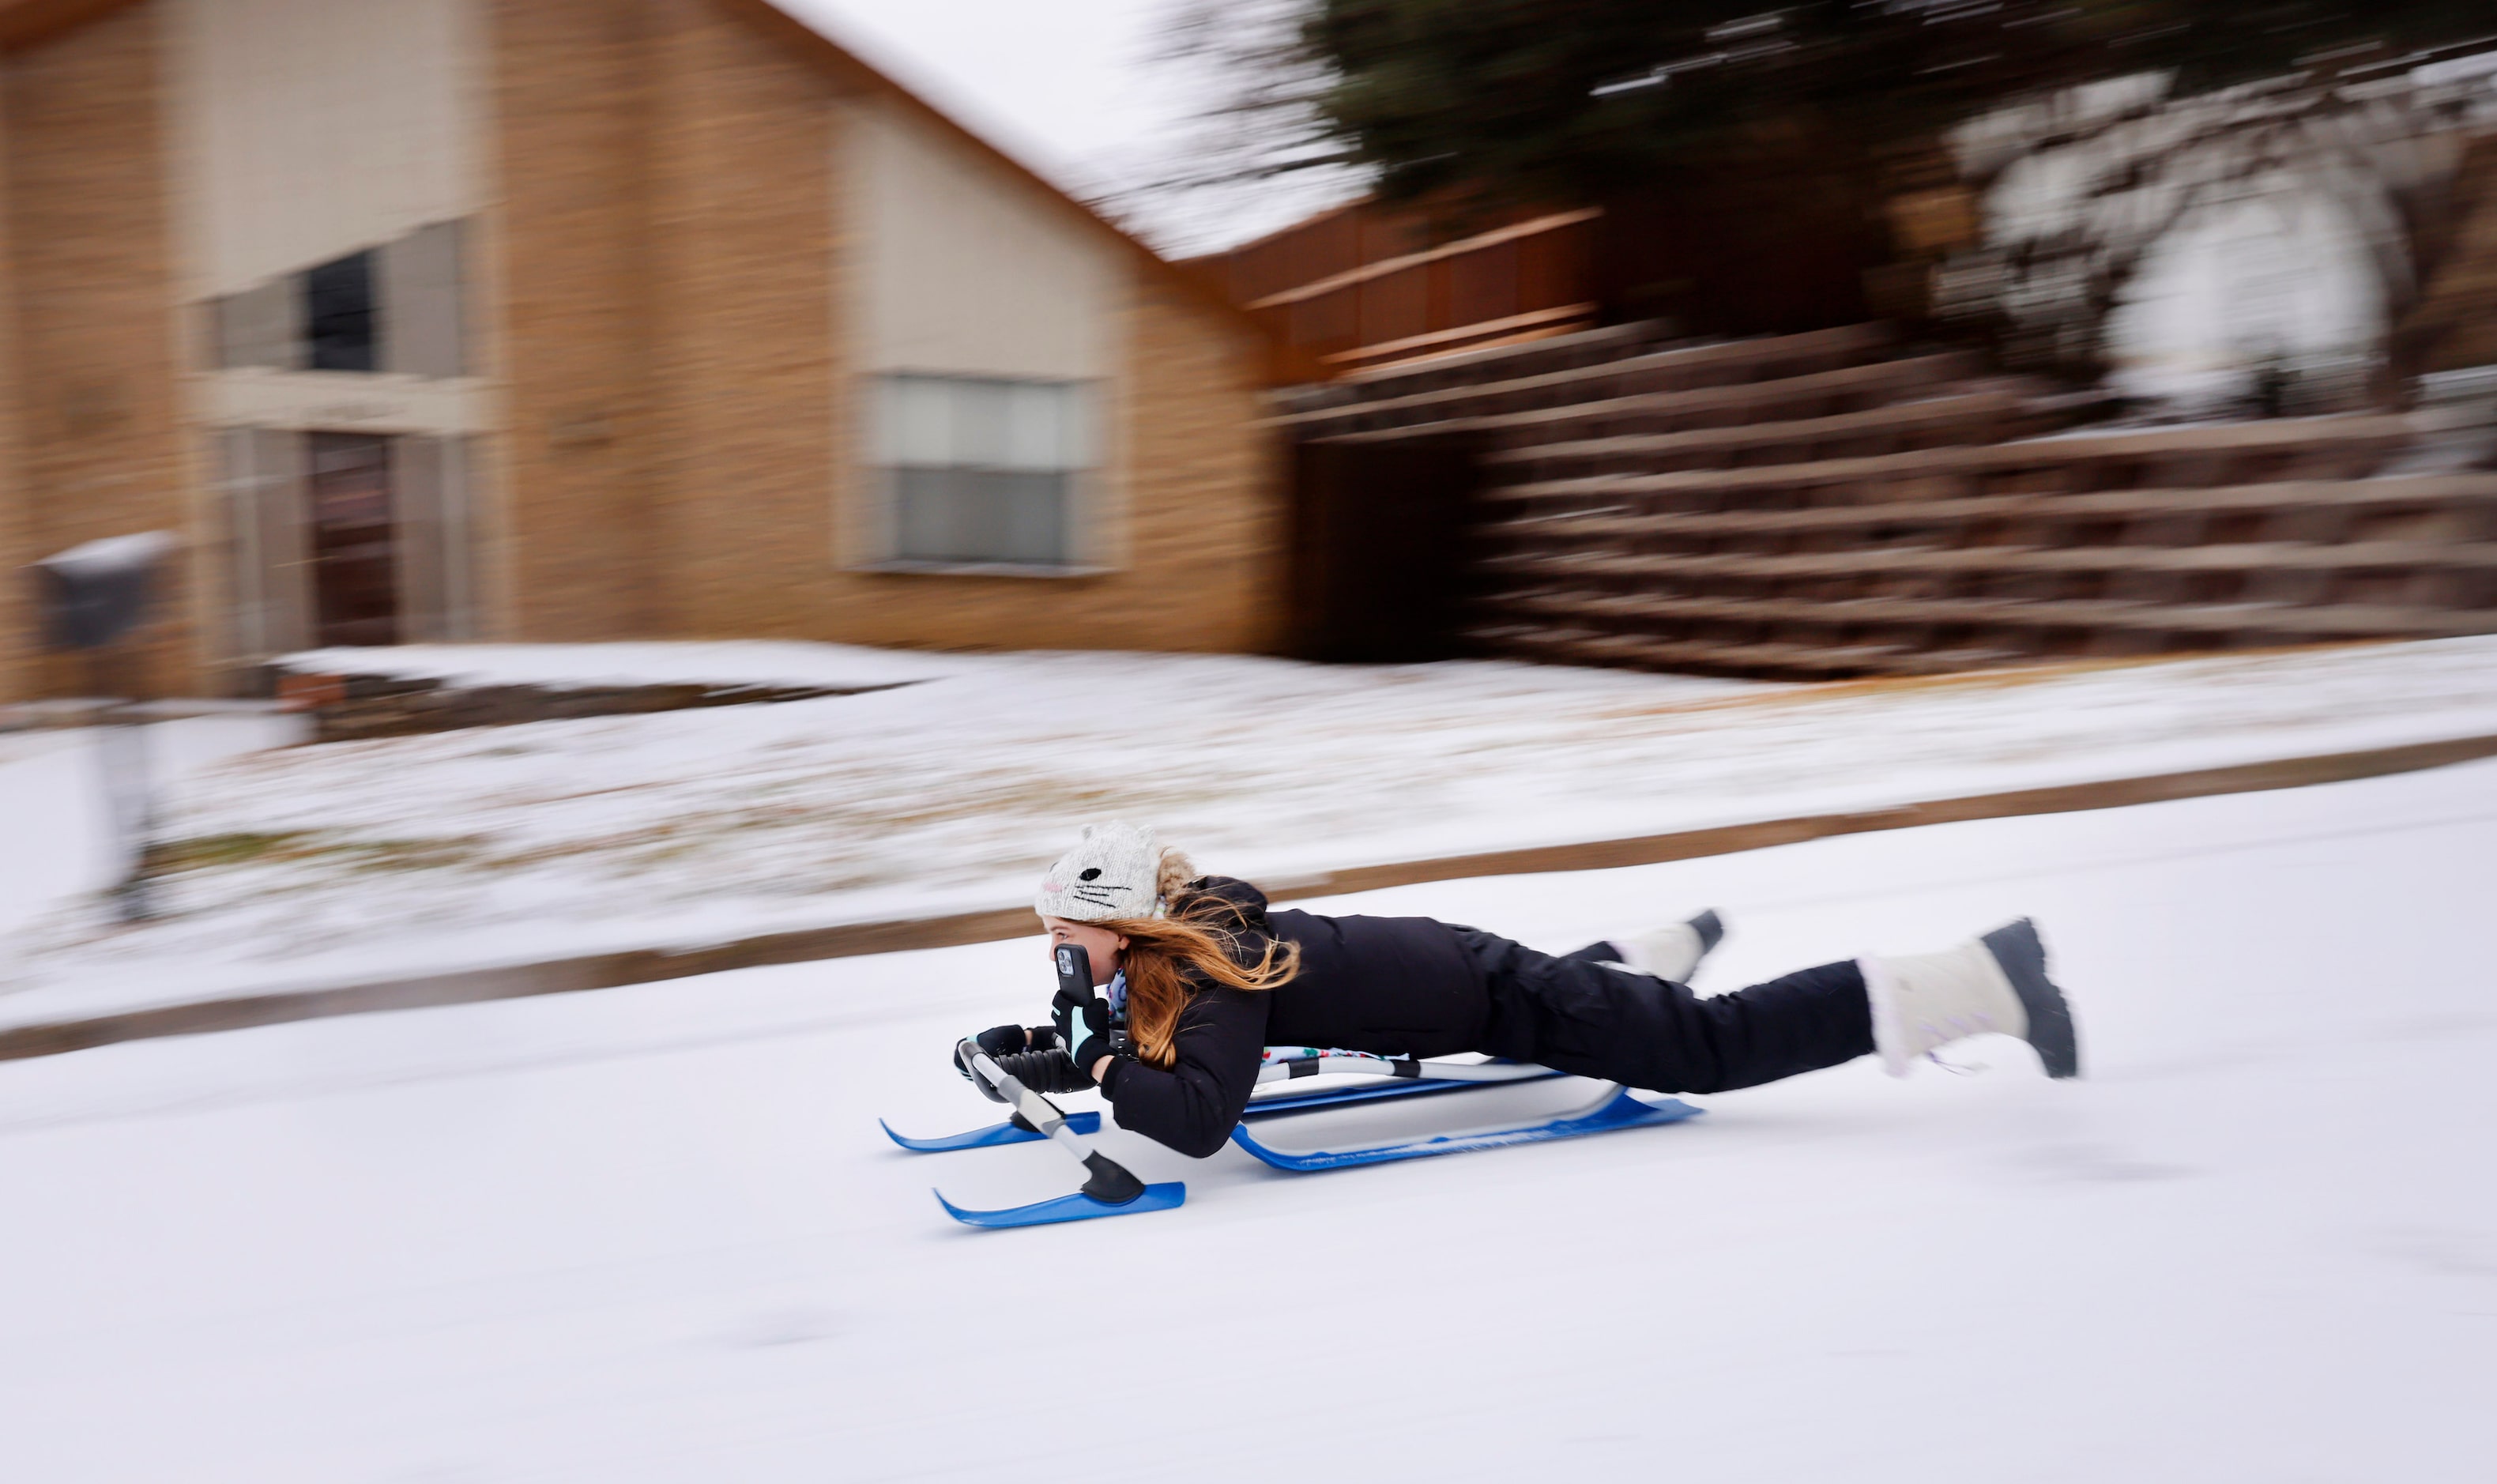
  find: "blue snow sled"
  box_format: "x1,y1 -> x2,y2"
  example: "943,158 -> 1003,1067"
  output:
891,1044 -> 1702,1227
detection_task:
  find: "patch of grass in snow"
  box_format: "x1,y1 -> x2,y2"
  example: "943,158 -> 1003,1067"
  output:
145,832 -> 314,873
333,838 -> 488,873
148,831 -> 485,877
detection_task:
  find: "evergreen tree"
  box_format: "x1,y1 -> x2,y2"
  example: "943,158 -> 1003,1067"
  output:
1267,1 -> 2494,213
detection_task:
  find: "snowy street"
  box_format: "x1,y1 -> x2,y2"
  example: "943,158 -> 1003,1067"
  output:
2,755 -> 2491,1481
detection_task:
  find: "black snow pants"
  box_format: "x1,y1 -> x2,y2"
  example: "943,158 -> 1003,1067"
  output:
1457,929 -> 1874,1094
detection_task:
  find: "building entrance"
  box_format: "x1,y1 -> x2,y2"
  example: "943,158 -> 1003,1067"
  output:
217,427 -> 473,682
305,432 -> 399,646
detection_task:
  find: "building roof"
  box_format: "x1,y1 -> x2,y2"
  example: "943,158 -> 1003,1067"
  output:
0,0 -> 1304,380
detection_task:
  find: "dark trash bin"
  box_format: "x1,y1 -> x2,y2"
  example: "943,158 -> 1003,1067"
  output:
32,530 -> 175,651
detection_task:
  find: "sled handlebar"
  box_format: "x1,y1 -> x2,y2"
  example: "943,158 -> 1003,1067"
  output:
956,1038 -> 1149,1206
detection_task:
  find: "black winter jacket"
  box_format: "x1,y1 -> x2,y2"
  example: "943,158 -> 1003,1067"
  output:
1096,877 -> 1490,1157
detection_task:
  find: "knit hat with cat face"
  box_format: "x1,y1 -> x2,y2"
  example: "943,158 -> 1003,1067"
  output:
1034,820 -> 1161,922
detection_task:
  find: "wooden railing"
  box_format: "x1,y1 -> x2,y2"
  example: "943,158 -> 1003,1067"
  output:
1187,201 -> 1603,378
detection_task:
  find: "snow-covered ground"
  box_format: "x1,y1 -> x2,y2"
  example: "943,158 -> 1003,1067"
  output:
10,637 -> 2497,1029
1,756 -> 2489,1481
0,713 -> 307,943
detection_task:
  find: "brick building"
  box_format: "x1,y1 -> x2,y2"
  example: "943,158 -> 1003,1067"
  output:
0,0 -> 1290,701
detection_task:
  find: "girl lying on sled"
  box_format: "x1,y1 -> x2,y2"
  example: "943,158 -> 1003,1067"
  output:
959,821 -> 2079,1162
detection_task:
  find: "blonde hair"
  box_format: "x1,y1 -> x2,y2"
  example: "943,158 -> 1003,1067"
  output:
1154,849 -> 1198,908
1094,850 -> 1298,1069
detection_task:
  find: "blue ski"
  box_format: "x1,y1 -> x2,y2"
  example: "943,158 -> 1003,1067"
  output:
881,1110 -> 1102,1152
933,1038 -> 1186,1229
1228,1085 -> 1703,1173
935,1181 -> 1187,1228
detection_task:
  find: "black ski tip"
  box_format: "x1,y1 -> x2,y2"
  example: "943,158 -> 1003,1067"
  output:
1982,917 -> 2081,1079
1687,909 -> 1726,955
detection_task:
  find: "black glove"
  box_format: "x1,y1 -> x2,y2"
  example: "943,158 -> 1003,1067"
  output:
955,1024 -> 1061,1093
987,1046 -> 1098,1094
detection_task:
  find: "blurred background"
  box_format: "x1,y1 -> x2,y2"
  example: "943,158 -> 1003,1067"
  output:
2,0 -> 2494,707
3,2 -> 2496,1478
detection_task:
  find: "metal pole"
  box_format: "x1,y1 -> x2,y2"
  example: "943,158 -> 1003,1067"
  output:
89,643 -> 156,924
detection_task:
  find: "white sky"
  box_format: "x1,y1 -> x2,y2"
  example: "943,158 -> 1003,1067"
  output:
774,0 -> 1358,255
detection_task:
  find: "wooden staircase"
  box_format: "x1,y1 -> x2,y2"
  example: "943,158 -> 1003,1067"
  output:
1273,321 -> 2497,679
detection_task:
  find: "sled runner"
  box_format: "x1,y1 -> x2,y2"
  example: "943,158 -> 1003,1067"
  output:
1226,1049 -> 1700,1167
926,1038 -> 1186,1228
881,1048 -> 1566,1153
896,1041 -> 1702,1226
1227,1081 -> 1700,1172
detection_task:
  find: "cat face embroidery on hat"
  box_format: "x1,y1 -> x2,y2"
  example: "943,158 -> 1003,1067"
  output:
1035,820 -> 1160,922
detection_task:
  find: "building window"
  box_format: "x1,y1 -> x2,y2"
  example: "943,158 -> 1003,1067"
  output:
878,375 -> 1092,569
305,250 -> 379,371
208,220 -> 466,377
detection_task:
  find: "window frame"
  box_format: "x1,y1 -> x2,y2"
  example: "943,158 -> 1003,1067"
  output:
204,220 -> 469,379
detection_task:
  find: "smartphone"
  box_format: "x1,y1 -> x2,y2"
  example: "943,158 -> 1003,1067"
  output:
1054,942 -> 1093,1001
1052,942 -> 1094,1049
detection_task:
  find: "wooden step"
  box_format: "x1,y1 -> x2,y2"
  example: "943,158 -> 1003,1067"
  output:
1481,416 -> 2430,508
1477,626 -> 1923,677
1485,540 -> 2497,583
1270,323 -> 1896,435
1481,391 -> 2032,479
1490,587 -> 2496,640
1471,623 -> 2021,679
1478,476 -> 2497,552
1312,352 -> 1983,447
1486,544 -> 2497,616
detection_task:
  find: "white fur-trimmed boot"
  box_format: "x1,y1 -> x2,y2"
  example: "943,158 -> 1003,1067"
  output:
1615,909 -> 1726,984
1860,918 -> 2081,1079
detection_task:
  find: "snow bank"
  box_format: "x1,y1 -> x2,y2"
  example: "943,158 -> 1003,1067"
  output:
277,640 -> 965,693
7,638 -> 2497,1028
